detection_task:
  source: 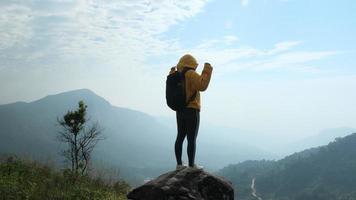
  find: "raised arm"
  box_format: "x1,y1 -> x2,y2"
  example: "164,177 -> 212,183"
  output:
188,63 -> 213,91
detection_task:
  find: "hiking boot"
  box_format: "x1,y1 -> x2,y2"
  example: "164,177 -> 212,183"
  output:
190,164 -> 204,170
176,163 -> 188,170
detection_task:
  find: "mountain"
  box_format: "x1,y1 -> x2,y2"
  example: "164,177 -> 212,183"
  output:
156,116 -> 355,160
0,89 -> 273,184
0,89 -> 173,183
155,116 -> 277,169
218,132 -> 356,200
282,127 -> 356,154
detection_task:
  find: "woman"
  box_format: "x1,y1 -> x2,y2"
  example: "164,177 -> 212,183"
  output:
169,54 -> 213,170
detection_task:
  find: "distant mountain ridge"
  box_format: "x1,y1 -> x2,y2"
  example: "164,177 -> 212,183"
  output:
281,127 -> 356,155
218,132 -> 356,200
0,89 -> 173,183
0,88 -> 273,184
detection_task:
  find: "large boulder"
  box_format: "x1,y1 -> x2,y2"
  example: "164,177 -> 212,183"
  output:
127,167 -> 234,200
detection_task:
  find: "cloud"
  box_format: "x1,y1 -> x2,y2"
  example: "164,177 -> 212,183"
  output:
0,0 -> 208,69
1,1 -> 330,75
241,0 -> 249,7
244,51 -> 340,72
0,0 -> 210,114
0,4 -> 33,50
0,0 -> 345,119
183,37 -> 338,73
223,35 -> 239,45
267,41 -> 302,55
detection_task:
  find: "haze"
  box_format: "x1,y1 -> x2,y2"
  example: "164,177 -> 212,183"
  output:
1,0 -> 356,145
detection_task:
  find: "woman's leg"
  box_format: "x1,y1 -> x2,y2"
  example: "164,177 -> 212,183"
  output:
186,109 -> 200,167
175,111 -> 187,165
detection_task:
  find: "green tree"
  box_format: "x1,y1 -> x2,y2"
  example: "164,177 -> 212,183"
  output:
57,101 -> 104,175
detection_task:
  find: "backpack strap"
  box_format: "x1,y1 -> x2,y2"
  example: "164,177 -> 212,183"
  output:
181,67 -> 193,75
182,67 -> 198,104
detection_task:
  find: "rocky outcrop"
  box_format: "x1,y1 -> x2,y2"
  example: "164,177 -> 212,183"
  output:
127,167 -> 234,200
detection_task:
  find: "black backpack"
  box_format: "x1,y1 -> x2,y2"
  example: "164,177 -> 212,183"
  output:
166,68 -> 197,111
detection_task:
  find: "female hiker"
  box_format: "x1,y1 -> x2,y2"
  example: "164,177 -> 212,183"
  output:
168,54 -> 213,170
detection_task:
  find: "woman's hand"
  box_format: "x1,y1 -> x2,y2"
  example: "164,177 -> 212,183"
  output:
204,63 -> 212,69
202,62 -> 213,78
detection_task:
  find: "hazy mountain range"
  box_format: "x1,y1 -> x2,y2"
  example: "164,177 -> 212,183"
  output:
0,89 -> 273,183
0,89 -> 354,185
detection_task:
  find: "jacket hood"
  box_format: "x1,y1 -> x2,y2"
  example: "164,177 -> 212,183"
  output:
177,54 -> 198,71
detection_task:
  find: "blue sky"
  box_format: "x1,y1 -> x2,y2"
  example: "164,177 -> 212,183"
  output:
177,0 -> 356,50
164,0 -> 356,79
0,0 -> 356,139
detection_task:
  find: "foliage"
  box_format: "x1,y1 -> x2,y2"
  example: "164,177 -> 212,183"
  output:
218,133 -> 356,200
0,157 -> 130,200
57,100 -> 104,175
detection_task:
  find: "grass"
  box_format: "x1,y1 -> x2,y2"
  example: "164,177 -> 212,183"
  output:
0,156 -> 130,200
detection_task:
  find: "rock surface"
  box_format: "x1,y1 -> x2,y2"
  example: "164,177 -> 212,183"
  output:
127,167 -> 234,200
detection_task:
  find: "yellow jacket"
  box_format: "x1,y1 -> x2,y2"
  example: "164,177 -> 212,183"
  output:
169,54 -> 213,111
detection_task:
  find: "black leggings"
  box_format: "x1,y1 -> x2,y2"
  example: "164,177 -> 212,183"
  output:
175,108 -> 200,167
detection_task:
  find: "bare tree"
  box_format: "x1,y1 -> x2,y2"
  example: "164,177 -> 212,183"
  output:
57,100 -> 104,175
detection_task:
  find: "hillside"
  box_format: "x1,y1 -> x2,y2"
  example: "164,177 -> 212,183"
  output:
218,132 -> 356,200
281,127 -> 356,155
0,89 -> 174,183
0,89 -> 273,184
0,156 -> 129,199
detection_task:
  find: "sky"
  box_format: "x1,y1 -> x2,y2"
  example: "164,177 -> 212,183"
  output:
1,0 -> 356,140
